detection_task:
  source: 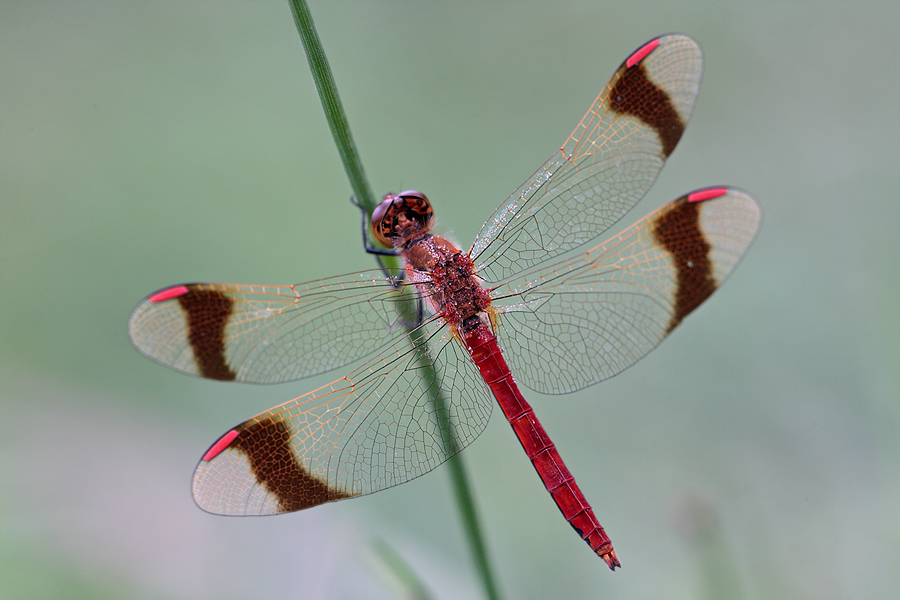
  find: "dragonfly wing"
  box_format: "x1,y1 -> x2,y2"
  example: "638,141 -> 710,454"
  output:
128,270 -> 422,384
471,34 -> 703,282
192,318 -> 494,515
490,187 -> 761,394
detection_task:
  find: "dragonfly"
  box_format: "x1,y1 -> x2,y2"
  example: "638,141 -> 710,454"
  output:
129,34 -> 760,570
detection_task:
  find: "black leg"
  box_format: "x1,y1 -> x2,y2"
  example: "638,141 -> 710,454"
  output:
350,196 -> 398,256
350,196 -> 404,286
415,294 -> 424,325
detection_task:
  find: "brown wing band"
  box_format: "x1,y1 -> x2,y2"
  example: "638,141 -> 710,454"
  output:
652,199 -> 717,334
178,287 -> 237,381
233,417 -> 352,512
609,64 -> 685,158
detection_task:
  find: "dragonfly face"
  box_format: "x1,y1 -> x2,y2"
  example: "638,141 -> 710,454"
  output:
128,34 -> 760,570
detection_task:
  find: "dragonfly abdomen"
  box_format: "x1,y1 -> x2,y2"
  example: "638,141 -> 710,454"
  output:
463,322 -> 621,569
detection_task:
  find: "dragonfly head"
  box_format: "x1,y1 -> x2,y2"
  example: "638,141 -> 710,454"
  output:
371,190 -> 434,248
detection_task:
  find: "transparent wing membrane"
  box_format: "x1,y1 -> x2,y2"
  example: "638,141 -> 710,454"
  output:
491,188 -> 761,394
129,272 -> 425,384
471,34 -> 702,283
192,317 -> 494,515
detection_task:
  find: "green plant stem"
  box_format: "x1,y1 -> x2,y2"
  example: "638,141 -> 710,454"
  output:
288,0 -> 376,214
287,2 -> 501,599
446,447 -> 502,600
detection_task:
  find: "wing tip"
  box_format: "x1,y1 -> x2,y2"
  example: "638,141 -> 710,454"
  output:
687,187 -> 729,203
626,38 -> 660,68
685,186 -> 763,224
148,284 -> 191,303
625,33 -> 701,70
202,428 -> 241,462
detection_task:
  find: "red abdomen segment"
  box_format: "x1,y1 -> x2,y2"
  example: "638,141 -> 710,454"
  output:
463,323 -> 621,570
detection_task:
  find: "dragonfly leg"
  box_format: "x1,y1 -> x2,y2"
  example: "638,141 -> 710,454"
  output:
350,196 -> 398,256
384,294 -> 426,331
349,195 -> 406,287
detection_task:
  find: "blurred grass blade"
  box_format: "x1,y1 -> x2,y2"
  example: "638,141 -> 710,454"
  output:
677,495 -> 746,600
287,1 -> 502,598
372,538 -> 436,600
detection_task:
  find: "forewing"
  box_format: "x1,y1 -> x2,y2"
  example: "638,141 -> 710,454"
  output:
191,318 -> 494,515
471,34 -> 703,283
489,187 -> 761,394
128,271 -> 420,384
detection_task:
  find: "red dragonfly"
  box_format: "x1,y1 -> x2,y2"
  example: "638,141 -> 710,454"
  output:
129,34 -> 760,570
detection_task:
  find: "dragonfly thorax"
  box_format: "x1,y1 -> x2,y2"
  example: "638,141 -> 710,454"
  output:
371,190 -> 434,249
404,234 -> 492,330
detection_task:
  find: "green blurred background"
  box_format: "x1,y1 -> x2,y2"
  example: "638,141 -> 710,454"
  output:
2,2 -> 898,599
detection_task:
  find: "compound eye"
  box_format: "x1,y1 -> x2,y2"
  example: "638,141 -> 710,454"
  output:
396,190 -> 433,226
370,191 -> 434,248
370,195 -> 397,247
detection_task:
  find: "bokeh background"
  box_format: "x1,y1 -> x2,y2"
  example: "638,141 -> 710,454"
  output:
2,2 -> 898,599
